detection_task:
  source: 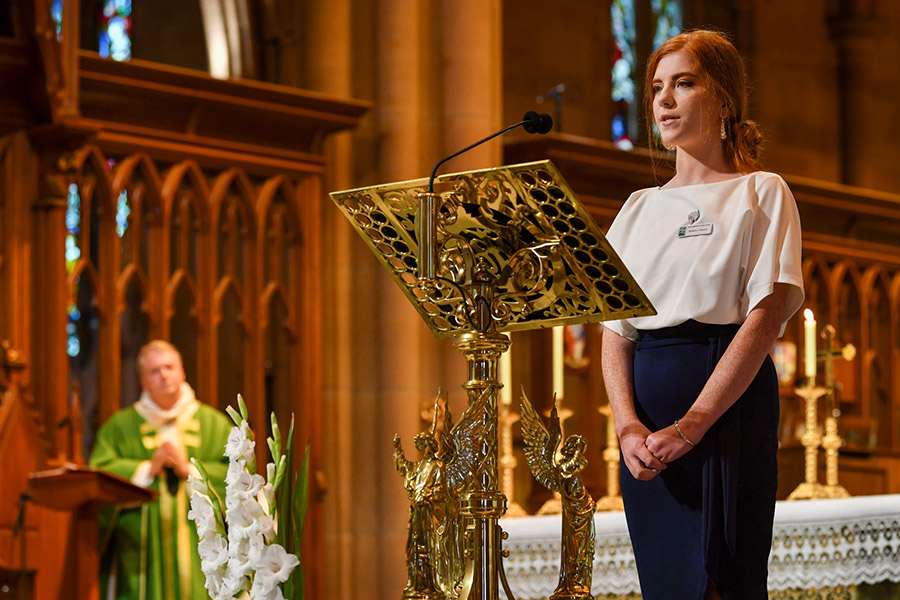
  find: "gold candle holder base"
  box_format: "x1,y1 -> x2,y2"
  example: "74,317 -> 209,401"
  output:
822,415 -> 850,498
787,384 -> 828,501
787,481 -> 830,500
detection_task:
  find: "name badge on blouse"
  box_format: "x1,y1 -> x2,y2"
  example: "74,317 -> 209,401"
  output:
678,223 -> 713,238
677,209 -> 713,238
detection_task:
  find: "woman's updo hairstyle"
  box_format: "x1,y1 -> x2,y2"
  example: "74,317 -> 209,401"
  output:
644,29 -> 762,173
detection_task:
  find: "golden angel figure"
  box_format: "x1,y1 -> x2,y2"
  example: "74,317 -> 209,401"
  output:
393,388 -> 490,599
520,392 -> 595,600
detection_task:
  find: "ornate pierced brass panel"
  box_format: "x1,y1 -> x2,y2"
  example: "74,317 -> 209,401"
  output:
330,160 -> 655,339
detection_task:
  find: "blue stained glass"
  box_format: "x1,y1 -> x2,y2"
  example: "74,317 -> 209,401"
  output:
107,17 -> 131,61
51,0 -> 63,38
67,305 -> 80,357
611,0 -> 682,149
612,114 -> 626,140
652,0 -> 683,51
116,190 -> 130,237
65,235 -> 82,273
612,0 -> 636,148
65,183 -> 82,274
99,0 -> 132,62
66,183 -> 80,233
611,0 -> 635,104
67,334 -> 80,357
98,32 -> 110,58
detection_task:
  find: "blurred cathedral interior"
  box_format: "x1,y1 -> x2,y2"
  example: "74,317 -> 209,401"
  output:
1,1 -> 899,599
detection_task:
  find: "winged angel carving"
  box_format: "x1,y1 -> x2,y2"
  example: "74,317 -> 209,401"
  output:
520,392 -> 595,600
393,388 -> 490,600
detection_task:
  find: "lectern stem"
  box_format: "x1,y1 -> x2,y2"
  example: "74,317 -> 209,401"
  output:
454,332 -> 509,600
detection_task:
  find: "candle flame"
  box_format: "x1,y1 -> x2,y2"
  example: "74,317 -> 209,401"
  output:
804,308 -> 814,321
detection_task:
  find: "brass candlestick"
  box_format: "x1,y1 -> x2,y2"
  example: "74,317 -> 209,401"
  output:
822,414 -> 849,498
594,404 -> 623,511
820,324 -> 854,498
787,382 -> 829,500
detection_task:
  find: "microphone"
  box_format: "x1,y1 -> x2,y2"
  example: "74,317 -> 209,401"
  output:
417,111 -> 552,286
426,111 -> 553,193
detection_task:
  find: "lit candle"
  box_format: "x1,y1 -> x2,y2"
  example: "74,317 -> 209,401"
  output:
500,347 -> 512,406
552,326 -> 564,400
804,309 -> 817,380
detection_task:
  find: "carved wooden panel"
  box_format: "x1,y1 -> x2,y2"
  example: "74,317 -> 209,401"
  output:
61,147 -> 316,458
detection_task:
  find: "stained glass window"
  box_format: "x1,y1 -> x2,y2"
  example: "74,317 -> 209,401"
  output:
611,0 -> 682,151
66,304 -> 81,357
611,0 -> 636,151
116,190 -> 130,237
99,0 -> 132,62
51,0 -> 63,39
65,183 -> 82,357
652,0 -> 683,52
65,183 -> 81,274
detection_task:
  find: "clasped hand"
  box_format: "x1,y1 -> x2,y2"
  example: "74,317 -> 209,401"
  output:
149,441 -> 190,480
620,422 -> 694,481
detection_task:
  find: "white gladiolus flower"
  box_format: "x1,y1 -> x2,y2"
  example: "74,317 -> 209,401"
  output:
225,421 -> 256,463
187,473 -> 207,496
249,543 -> 299,598
188,492 -> 216,529
226,469 -> 265,503
189,411 -> 302,600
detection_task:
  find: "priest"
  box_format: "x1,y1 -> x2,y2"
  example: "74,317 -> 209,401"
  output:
90,340 -> 232,600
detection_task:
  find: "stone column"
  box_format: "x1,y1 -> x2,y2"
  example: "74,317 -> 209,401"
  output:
305,2 -> 505,600
302,2 -> 386,600
434,0 -> 504,393
828,4 -> 896,189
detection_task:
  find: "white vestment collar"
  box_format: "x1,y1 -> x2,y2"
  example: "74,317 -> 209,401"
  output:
134,382 -> 199,428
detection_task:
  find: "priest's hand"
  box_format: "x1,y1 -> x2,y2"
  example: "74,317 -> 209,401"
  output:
149,441 -> 191,480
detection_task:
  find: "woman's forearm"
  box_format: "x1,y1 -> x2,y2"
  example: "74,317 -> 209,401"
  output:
601,326 -> 639,436
677,283 -> 790,443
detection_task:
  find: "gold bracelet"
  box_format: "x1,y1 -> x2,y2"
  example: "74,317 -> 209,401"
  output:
673,419 -> 696,447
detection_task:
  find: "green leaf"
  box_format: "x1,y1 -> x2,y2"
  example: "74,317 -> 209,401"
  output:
275,415 -> 296,550
268,437 -> 280,466
225,405 -> 242,428
271,413 -> 282,455
292,442 -> 310,550
288,442 -> 311,600
273,454 -> 287,494
237,394 -> 249,421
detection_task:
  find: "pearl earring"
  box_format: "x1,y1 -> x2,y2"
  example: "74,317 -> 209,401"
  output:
720,118 -> 727,141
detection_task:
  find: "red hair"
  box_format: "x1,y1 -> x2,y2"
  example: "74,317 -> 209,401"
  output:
644,29 -> 762,173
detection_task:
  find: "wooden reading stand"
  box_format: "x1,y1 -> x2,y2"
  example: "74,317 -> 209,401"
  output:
27,464 -> 155,600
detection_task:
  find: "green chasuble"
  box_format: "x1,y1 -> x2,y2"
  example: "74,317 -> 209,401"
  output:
90,399 -> 231,600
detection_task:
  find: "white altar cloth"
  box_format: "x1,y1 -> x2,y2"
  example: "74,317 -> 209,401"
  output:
499,494 -> 900,598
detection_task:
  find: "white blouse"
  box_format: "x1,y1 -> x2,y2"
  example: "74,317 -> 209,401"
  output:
603,171 -> 804,342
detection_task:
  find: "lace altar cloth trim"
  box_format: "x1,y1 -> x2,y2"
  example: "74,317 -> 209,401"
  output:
499,494 -> 900,599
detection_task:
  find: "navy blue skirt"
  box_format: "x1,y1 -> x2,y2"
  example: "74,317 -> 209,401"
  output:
619,320 -> 779,600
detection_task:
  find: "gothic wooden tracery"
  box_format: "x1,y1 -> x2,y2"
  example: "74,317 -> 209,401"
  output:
60,147 -> 321,459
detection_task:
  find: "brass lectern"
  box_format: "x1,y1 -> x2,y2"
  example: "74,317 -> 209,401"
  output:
331,160 -> 654,600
